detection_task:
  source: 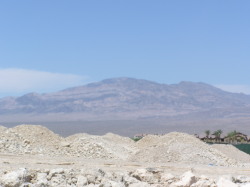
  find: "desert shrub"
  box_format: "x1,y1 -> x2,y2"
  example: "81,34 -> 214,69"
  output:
131,137 -> 143,142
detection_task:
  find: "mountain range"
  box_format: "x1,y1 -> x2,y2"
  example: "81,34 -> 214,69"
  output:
1,78 -> 250,136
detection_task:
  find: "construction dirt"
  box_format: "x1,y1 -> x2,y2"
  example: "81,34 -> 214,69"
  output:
0,124 -> 250,186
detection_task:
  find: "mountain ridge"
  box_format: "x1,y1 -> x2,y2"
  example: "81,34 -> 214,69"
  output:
1,77 -> 250,118
1,77 -> 250,136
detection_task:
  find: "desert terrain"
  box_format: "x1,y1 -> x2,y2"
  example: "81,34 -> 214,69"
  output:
2,0 -> 250,186
2,78 -> 250,137
0,124 -> 250,186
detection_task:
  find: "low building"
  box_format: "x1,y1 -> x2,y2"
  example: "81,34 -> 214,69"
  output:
224,132 -> 248,144
200,137 -> 224,143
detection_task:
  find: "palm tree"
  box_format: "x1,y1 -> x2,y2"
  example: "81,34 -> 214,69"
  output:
212,130 -> 219,141
217,129 -> 223,139
227,130 -> 237,144
204,130 -> 210,138
212,129 -> 223,142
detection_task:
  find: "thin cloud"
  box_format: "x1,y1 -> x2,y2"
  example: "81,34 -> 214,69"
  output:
215,84 -> 250,95
0,68 -> 87,97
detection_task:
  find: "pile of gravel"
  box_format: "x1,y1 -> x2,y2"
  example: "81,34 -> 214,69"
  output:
130,132 -> 248,167
0,125 -> 138,160
0,125 -> 250,167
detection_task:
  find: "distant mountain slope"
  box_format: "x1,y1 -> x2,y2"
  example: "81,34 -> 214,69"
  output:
1,77 -> 250,120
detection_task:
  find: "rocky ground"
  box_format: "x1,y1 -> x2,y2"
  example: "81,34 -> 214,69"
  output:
0,124 -> 250,186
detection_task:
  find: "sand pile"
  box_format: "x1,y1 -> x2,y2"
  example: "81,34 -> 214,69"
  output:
11,125 -> 63,155
0,125 -> 31,154
130,132 -> 247,166
0,125 -> 250,167
212,144 -> 250,163
63,132 -> 137,159
0,125 -> 137,160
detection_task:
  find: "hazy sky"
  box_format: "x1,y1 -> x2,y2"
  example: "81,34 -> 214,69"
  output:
0,1 -> 250,97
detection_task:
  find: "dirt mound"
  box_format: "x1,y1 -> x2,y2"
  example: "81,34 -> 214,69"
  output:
0,126 -> 30,154
0,125 -> 64,155
211,144 -> 250,163
0,126 -> 7,131
12,124 -> 63,145
0,125 -> 250,166
130,132 -> 242,166
0,125 -> 137,159
10,124 -> 63,155
64,132 -> 138,159
103,132 -> 135,144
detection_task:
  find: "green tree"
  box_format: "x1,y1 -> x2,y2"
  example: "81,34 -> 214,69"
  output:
217,129 -> 223,139
227,130 -> 237,143
212,129 -> 223,142
204,130 -> 210,138
212,131 -> 219,140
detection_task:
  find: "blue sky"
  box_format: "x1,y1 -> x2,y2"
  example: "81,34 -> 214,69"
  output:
0,1 -> 250,97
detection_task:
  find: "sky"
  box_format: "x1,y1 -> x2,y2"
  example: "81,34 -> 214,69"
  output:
0,1 -> 250,97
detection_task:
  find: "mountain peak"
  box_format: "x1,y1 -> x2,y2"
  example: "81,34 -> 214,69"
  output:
100,77 -> 158,85
1,77 -> 250,120
1,77 -> 250,136
85,77 -> 159,89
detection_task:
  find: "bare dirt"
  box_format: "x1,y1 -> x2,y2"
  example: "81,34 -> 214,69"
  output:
0,124 -> 250,186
